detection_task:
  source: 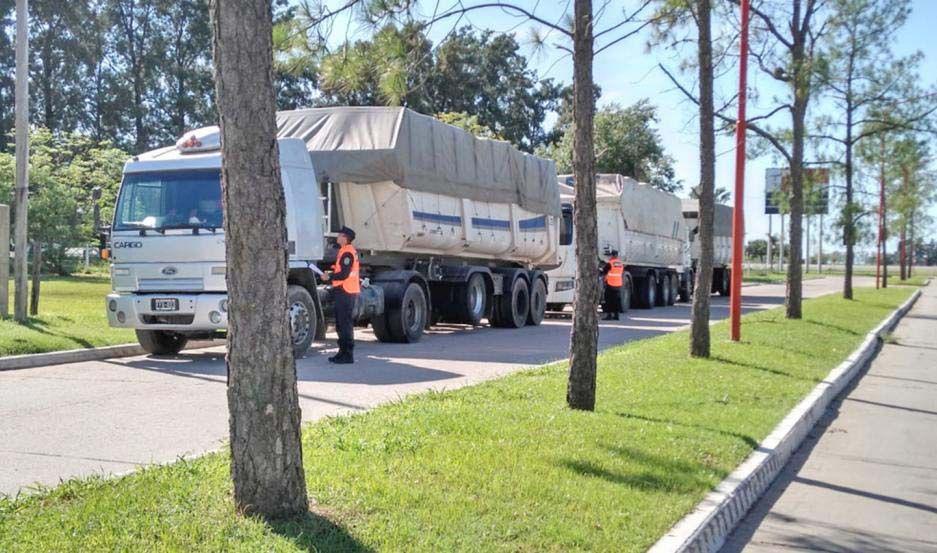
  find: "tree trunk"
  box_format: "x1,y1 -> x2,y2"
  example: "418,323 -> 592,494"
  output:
842,111 -> 854,299
786,95 -> 806,319
566,0 -> 598,411
29,241 -> 40,316
210,0 -> 308,518
899,227 -> 906,281
908,213 -> 914,277
690,0 -> 714,358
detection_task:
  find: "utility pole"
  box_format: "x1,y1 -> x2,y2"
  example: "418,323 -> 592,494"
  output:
729,0 -> 750,342
13,0 -> 30,323
767,214 -> 773,272
0,205 -> 9,317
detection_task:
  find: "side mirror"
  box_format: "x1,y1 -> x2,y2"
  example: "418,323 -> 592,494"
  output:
97,224 -> 111,250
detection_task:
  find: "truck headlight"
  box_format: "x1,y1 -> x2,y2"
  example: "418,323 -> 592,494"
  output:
108,299 -> 118,312
209,311 -> 222,324
219,299 -> 228,312
555,280 -> 575,292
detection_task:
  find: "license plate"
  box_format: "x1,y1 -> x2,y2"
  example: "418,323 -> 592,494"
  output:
151,298 -> 179,312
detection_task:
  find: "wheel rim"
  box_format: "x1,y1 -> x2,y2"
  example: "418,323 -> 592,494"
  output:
289,301 -> 311,345
405,294 -> 424,334
515,288 -> 529,321
469,277 -> 485,316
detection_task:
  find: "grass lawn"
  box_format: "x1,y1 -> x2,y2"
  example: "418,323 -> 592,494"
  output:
1,276 -> 133,357
742,270 -> 825,284
0,287 -> 915,552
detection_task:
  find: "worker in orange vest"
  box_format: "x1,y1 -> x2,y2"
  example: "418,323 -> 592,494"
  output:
321,226 -> 360,364
601,250 -> 625,320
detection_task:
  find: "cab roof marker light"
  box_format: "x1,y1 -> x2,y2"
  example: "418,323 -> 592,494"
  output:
175,126 -> 221,154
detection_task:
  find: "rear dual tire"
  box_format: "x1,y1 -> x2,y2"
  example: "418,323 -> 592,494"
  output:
492,277 -> 530,329
372,282 -> 427,343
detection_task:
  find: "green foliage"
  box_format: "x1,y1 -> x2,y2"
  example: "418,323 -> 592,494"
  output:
538,100 -> 680,192
315,25 -> 562,151
0,287 -> 913,551
434,112 -> 501,140
0,129 -> 128,274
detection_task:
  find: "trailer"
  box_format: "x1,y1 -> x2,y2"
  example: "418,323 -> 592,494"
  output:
681,199 -> 733,296
105,107 -> 561,355
545,174 -> 691,312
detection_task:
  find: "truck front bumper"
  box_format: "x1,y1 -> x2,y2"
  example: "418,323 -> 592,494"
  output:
106,293 -> 228,332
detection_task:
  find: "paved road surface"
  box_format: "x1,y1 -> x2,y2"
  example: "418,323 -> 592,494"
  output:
722,282 -> 937,553
0,277 -> 858,496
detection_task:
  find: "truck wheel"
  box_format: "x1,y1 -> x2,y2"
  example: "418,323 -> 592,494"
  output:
527,277 -> 547,326
678,271 -> 693,303
493,277 -> 529,328
373,282 -> 427,343
667,274 -> 677,306
620,275 -> 632,312
136,330 -> 188,356
457,273 -> 488,326
638,274 -> 657,309
718,268 -> 731,296
287,284 -> 317,357
656,274 -> 671,306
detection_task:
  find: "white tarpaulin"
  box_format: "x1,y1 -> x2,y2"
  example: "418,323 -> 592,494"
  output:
276,107 -> 560,216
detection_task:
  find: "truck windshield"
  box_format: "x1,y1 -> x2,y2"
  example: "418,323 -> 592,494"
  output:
114,169 -> 223,231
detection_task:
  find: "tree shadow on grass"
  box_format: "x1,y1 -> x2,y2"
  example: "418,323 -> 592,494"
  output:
17,318 -> 95,349
268,510 -> 374,552
800,318 -> 861,337
615,411 -> 760,449
711,356 -> 820,383
560,445 -> 717,495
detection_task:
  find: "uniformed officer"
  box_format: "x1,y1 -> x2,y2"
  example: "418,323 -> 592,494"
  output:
600,250 -> 625,320
321,226 -> 360,364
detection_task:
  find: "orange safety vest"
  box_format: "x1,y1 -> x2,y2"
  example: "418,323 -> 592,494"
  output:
604,257 -> 624,287
331,244 -> 360,294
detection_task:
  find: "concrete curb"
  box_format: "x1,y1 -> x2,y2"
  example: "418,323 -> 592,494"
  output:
0,340 -> 223,371
648,286 -> 924,553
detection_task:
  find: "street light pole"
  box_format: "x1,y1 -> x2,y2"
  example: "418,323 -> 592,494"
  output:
13,0 -> 30,323
730,0 -> 750,342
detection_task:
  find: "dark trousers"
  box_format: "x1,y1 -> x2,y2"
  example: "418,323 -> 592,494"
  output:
333,289 -> 357,354
603,284 -> 622,314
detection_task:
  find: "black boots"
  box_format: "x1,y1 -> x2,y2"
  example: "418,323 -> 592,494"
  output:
328,351 -> 354,364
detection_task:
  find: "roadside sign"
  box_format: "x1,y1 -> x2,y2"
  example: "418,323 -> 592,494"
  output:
765,167 -> 829,215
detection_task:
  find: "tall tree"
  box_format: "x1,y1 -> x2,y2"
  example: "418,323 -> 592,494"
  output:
653,0 -> 725,356
209,0 -> 308,517
108,0 -> 161,152
565,0 -> 598,410
0,0 -> 15,150
28,0 -> 87,133
735,0 -> 829,319
152,0 -> 215,144
813,0 -> 934,299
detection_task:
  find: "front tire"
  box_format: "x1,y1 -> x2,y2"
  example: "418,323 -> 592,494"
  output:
287,285 -> 317,358
136,330 -> 188,355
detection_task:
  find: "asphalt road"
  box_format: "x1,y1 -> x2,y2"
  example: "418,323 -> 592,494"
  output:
0,276 -> 861,496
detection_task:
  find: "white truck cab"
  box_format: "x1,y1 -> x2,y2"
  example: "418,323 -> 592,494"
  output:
105,127 -> 324,354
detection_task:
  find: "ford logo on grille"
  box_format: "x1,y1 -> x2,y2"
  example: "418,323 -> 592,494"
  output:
161,266 -> 178,276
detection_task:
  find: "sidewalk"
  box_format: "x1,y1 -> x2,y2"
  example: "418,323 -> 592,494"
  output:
722,283 -> 937,553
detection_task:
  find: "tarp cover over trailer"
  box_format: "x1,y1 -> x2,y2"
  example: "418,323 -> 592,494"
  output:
276,106 -> 561,216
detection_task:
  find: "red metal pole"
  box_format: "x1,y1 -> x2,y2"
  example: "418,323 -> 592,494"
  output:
730,0 -> 749,342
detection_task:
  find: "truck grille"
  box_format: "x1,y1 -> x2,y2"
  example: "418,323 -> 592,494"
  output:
138,278 -> 204,291
141,314 -> 195,325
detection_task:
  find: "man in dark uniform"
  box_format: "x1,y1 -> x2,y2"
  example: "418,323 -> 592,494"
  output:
600,250 -> 625,320
321,226 -> 360,364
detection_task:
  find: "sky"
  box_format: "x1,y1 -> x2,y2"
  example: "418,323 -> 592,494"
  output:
303,0 -> 937,259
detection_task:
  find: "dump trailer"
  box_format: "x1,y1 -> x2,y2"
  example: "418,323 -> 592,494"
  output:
681,199 -> 733,296
546,174 -> 691,311
105,107 -> 561,355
